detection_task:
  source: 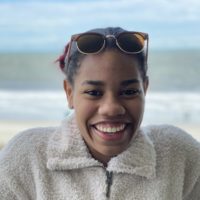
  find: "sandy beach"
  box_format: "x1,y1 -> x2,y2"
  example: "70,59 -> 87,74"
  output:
0,120 -> 199,149
0,121 -> 60,149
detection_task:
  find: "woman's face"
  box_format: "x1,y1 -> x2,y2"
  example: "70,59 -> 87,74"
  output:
64,50 -> 148,164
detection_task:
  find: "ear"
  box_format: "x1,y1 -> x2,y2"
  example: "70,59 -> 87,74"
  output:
63,80 -> 74,109
143,76 -> 149,95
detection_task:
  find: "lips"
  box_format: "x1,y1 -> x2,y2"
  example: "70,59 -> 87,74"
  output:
95,123 -> 126,134
91,122 -> 129,141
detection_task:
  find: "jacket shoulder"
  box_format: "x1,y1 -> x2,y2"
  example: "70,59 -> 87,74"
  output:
144,124 -> 199,147
0,126 -> 58,172
143,124 -> 200,162
0,126 -> 59,198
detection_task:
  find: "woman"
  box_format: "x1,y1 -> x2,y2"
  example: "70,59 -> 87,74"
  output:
0,27 -> 200,199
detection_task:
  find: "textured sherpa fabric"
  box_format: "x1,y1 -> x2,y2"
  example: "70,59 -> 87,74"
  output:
0,114 -> 200,200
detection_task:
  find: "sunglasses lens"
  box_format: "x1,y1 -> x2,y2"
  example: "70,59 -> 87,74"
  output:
76,34 -> 104,53
117,33 -> 145,53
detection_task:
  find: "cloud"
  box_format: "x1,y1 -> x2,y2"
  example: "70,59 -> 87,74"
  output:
0,0 -> 200,51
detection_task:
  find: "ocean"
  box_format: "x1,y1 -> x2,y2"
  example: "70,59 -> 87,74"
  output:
0,50 -> 200,125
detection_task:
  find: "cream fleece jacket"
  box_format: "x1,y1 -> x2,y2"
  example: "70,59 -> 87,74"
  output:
0,114 -> 200,200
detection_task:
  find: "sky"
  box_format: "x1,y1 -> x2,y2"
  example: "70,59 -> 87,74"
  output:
0,0 -> 200,52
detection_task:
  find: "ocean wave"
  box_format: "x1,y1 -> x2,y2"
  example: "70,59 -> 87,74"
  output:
0,90 -> 199,124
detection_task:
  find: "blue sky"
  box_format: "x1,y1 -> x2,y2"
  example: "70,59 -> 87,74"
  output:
0,0 -> 200,52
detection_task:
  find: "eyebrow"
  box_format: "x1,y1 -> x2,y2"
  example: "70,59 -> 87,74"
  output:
82,79 -> 140,86
82,80 -> 104,86
121,79 -> 140,86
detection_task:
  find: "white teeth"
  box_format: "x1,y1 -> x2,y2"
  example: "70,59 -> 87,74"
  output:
95,124 -> 126,133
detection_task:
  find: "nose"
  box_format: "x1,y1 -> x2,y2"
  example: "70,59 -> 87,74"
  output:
98,94 -> 126,117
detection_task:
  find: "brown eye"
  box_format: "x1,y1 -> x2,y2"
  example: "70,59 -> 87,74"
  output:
120,89 -> 141,97
84,90 -> 103,97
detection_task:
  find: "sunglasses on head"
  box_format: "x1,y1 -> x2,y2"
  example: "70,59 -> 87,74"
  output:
65,31 -> 149,69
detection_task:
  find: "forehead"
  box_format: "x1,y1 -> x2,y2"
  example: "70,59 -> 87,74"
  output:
76,50 -> 141,81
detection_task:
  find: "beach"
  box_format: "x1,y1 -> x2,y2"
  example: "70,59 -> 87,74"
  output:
0,120 -> 199,149
0,51 -> 200,148
0,120 -> 60,149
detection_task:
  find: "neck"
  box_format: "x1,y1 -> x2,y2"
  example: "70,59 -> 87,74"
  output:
89,148 -> 113,167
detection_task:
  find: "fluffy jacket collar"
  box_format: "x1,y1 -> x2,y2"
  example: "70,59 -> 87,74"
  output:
47,114 -> 156,179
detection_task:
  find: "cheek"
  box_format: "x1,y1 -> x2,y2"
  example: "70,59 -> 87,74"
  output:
73,100 -> 97,143
137,96 -> 145,112
128,97 -> 145,118
74,98 -> 97,125
137,97 -> 146,121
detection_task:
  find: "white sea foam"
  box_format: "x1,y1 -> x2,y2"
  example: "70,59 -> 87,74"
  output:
144,92 -> 200,124
0,90 -> 67,120
0,90 -> 199,124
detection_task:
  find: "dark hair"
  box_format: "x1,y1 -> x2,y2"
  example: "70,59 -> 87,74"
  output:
57,27 -> 148,85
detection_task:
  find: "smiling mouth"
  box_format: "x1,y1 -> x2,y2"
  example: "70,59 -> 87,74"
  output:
94,123 -> 127,134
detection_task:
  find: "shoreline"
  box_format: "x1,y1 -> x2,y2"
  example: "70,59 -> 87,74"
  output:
0,120 -> 60,149
0,120 -> 199,149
